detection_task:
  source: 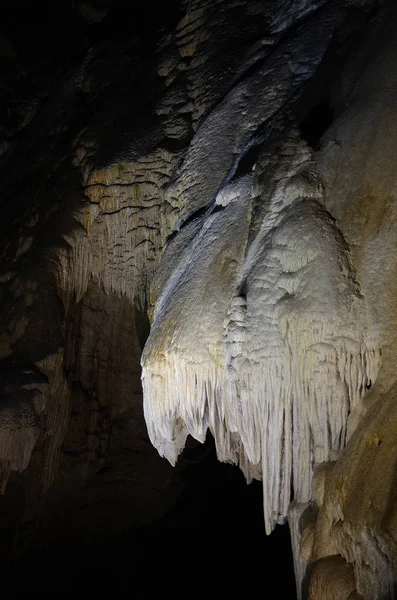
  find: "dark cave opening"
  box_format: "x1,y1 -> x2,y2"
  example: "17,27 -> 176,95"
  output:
4,434 -> 297,597
299,100 -> 334,150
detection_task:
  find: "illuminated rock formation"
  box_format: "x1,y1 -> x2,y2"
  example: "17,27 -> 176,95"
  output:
142,126 -> 380,534
0,0 -> 396,598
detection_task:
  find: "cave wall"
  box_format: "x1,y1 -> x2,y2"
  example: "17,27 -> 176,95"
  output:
0,1 -> 397,598
296,3 -> 397,599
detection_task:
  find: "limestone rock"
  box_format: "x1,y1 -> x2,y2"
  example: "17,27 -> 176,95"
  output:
309,555 -> 357,600
0,2 -> 396,599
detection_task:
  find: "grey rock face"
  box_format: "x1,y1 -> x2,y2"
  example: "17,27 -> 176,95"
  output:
1,1 -> 396,598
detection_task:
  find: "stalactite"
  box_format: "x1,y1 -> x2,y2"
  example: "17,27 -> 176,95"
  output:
142,129 -> 380,534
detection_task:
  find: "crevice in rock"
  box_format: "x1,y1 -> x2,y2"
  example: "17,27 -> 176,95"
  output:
299,101 -> 334,150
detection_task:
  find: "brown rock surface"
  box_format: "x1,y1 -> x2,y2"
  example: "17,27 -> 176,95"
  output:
1,2 -> 397,599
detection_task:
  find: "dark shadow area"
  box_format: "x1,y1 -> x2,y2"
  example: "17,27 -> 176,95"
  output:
4,435 -> 297,597
299,100 -> 334,150
293,2 -> 382,152
232,143 -> 263,180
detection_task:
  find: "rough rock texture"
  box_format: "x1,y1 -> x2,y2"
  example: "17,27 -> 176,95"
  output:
296,3 -> 397,599
309,555 -> 357,600
1,0 -> 397,598
311,390 -> 397,599
143,125 -> 379,534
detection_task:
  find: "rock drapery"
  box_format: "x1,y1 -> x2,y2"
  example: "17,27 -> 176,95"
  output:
1,0 -> 397,598
142,125 -> 380,534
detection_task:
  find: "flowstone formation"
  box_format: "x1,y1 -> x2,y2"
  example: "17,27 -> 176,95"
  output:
1,0 -> 397,598
142,126 -> 380,534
